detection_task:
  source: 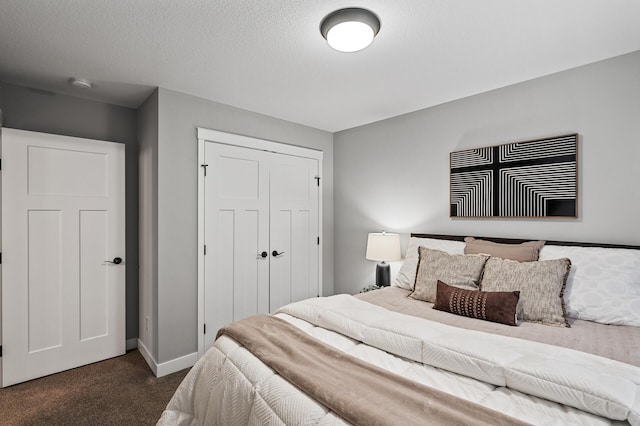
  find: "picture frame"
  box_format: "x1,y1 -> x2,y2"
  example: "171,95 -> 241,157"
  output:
450,133 -> 578,218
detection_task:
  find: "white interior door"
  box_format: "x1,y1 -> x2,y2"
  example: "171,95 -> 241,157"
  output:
202,139 -> 320,351
203,142 -> 270,350
1,128 -> 125,387
269,153 -> 319,312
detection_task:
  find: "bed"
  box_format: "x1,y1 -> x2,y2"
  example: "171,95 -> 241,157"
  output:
158,234 -> 640,425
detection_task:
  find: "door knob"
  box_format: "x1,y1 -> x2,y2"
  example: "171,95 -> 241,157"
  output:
105,257 -> 123,264
272,250 -> 285,257
260,251 -> 268,258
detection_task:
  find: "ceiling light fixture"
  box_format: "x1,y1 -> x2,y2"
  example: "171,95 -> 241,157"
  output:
69,78 -> 93,89
320,8 -> 380,53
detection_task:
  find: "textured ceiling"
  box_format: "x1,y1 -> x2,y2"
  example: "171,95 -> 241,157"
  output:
0,1 -> 639,132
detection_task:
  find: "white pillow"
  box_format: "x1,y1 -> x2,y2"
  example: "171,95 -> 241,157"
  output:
539,245 -> 640,326
393,237 -> 465,290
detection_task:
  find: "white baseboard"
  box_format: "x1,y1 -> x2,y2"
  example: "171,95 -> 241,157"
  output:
126,338 -> 138,351
137,339 -> 158,375
157,351 -> 198,377
137,339 -> 197,378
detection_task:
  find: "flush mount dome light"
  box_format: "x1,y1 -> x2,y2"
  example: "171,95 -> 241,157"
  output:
320,8 -> 380,52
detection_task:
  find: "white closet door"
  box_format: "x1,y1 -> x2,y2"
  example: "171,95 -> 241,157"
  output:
269,154 -> 319,312
1,128 -> 125,387
202,139 -> 321,352
203,143 -> 270,350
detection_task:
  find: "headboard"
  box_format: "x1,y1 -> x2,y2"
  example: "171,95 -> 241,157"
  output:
411,233 -> 640,251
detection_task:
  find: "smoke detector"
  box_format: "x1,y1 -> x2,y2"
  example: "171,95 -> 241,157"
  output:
69,78 -> 93,89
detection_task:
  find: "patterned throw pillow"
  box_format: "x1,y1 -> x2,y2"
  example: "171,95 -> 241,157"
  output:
464,237 -> 545,262
408,248 -> 489,303
481,257 -> 571,327
539,245 -> 640,326
433,280 -> 520,326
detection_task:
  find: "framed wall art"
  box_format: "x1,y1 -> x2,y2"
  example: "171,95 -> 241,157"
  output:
450,133 -> 578,218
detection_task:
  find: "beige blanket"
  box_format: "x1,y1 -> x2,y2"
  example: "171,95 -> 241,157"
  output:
217,314 -> 530,426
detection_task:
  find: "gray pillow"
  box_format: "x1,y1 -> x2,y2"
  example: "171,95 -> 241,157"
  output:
481,257 -> 571,327
409,247 -> 489,303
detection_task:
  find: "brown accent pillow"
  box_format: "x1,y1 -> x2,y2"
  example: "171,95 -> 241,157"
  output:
433,280 -> 520,326
481,257 -> 571,327
408,247 -> 489,303
464,237 -> 545,262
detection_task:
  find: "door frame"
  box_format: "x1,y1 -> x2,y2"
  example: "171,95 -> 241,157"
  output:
196,128 -> 323,358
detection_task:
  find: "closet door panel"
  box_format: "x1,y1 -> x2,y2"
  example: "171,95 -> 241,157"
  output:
215,210 -> 235,329
269,209 -> 291,312
233,209 -> 262,320
204,143 -> 270,350
269,154 -> 320,312
290,210 -> 312,303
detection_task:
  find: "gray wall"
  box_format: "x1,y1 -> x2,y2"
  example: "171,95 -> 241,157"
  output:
153,88 -> 334,363
334,51 -> 640,295
137,90 -> 159,357
0,81 -> 140,341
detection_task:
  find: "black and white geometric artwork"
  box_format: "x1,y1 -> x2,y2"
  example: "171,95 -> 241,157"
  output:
450,134 -> 578,218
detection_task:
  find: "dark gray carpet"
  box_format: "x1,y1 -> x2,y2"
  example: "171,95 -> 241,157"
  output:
0,349 -> 189,425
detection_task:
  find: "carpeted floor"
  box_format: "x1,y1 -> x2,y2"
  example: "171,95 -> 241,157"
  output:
0,349 -> 190,425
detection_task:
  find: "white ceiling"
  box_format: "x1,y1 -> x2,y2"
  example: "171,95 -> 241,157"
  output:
1,1 -> 639,132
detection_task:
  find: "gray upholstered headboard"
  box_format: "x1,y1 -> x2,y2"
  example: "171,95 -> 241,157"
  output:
411,233 -> 640,251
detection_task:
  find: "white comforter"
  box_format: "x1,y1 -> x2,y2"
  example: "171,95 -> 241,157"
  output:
159,295 -> 640,425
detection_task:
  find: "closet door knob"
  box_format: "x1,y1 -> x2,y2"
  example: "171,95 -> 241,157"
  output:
260,251 -> 268,258
272,251 -> 285,257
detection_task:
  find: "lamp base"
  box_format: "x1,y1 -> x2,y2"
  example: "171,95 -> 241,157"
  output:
375,262 -> 390,287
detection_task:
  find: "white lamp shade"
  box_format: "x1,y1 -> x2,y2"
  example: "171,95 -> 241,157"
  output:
366,232 -> 401,262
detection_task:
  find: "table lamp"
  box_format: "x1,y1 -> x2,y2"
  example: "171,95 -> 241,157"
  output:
366,231 -> 401,287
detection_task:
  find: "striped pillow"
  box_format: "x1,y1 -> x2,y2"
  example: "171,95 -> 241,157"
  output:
433,280 -> 520,326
